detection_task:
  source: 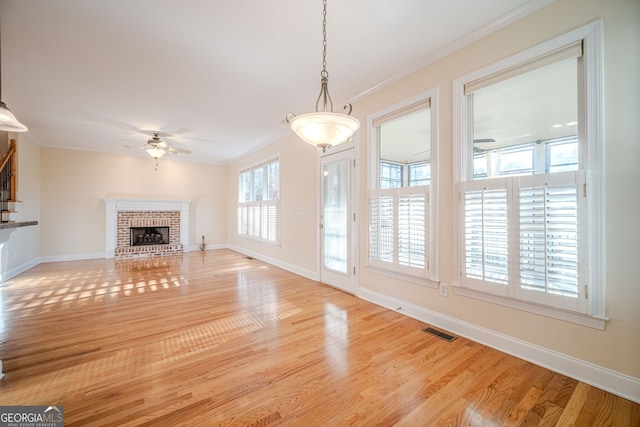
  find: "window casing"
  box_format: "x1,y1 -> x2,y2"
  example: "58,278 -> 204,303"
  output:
368,91 -> 439,283
453,22 -> 604,323
238,158 -> 279,244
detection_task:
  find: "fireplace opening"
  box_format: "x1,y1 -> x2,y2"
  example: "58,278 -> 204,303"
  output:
130,226 -> 169,246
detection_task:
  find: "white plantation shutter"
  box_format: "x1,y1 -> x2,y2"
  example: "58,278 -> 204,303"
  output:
238,206 -> 247,235
454,24 -> 604,319
461,173 -> 586,312
370,188 -> 428,276
370,193 -> 394,264
238,158 -> 279,244
398,192 -> 426,268
249,204 -> 260,238
516,172 -> 585,311
462,180 -> 509,294
261,201 -> 278,243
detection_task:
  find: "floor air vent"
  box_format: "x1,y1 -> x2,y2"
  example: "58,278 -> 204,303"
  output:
422,327 -> 456,342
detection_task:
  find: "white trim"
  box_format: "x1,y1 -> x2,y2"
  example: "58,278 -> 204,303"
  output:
366,265 -> 438,289
319,146 -> 359,294
349,0 -> 554,104
228,244 -> 319,282
452,20 -> 605,318
39,252 -> 105,263
358,287 -> 640,404
428,87 -> 440,282
453,20 -> 603,96
103,198 -> 190,258
237,158 -> 281,245
0,257 -> 41,283
183,243 -> 227,252
367,89 -> 439,281
582,20 -> 606,317
37,244 -> 227,264
454,286 -> 606,330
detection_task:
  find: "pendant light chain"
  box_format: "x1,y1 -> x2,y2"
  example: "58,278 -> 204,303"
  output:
321,0 -> 327,77
285,0 -> 360,152
317,0 -> 333,113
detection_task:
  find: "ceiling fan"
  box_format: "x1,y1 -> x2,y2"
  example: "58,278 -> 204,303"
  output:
143,132 -> 191,170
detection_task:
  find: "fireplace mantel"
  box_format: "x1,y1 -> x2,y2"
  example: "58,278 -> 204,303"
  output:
104,198 -> 190,258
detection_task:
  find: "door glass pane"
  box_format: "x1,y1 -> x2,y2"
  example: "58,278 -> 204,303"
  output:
323,159 -> 349,274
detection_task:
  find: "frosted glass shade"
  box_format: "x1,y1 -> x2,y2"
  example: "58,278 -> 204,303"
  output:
146,147 -> 166,159
289,112 -> 360,149
0,102 -> 28,132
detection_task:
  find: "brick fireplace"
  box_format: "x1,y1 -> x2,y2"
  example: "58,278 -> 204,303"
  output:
104,199 -> 190,259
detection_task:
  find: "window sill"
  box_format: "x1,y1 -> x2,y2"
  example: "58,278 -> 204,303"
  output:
366,264 -> 438,289
454,286 -> 607,330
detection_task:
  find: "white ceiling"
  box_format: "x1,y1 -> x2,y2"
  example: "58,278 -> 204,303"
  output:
0,0 -> 549,165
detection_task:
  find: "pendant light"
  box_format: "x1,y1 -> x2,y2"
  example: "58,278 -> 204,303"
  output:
0,19 -> 27,132
286,0 -> 359,152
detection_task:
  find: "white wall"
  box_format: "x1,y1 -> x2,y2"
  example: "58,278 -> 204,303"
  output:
4,0 -> 637,402
353,0 -> 639,393
227,134 -> 319,279
40,148 -> 228,259
228,0 -> 640,401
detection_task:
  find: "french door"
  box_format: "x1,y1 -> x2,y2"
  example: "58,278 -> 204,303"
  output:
320,148 -> 357,294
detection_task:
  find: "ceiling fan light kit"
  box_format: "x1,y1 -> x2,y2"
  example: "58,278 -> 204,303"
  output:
144,132 -> 191,170
146,146 -> 166,160
286,0 -> 359,152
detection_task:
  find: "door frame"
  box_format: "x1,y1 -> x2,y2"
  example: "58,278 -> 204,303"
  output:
318,141 -> 359,294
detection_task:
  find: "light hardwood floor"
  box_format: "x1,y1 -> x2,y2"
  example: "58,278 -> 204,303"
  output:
0,249 -> 638,426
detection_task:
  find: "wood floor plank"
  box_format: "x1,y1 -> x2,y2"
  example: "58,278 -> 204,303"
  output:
0,249 -> 638,426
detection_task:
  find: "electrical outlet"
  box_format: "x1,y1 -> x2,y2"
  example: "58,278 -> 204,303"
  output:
439,283 -> 448,297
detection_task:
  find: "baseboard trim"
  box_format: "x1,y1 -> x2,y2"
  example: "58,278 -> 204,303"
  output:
227,245 -> 319,282
358,287 -> 640,404
184,243 -> 227,252
0,258 -> 41,282
39,252 -> 105,263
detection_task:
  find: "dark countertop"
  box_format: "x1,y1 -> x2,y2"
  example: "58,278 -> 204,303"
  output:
0,220 -> 38,230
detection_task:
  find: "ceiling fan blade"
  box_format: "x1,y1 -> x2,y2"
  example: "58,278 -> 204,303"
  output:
473,138 -> 497,150
411,149 -> 430,157
167,147 -> 191,155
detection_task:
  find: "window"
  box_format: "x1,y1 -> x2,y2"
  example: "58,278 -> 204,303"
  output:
472,137 -> 578,179
238,158 -> 279,243
454,22 -> 604,322
409,162 -> 431,187
369,92 -> 438,282
379,161 -> 403,189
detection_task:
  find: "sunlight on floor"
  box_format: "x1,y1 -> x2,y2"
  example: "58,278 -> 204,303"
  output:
324,303 -> 349,375
2,301 -> 309,402
3,273 -> 189,312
